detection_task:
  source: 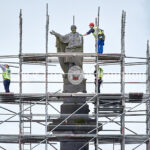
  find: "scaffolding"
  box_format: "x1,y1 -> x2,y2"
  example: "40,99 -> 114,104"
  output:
0,4 -> 150,150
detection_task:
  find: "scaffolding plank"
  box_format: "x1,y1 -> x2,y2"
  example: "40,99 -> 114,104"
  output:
0,134 -> 148,144
22,57 -> 121,64
22,53 -> 122,62
0,93 -> 148,103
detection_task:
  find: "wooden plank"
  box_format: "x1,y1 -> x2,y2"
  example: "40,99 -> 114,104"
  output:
23,56 -> 46,62
0,134 -> 148,144
22,53 -> 121,59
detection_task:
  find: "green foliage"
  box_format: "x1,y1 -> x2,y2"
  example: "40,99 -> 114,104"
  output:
74,118 -> 85,124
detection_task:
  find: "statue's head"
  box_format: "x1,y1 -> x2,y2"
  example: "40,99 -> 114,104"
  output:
71,25 -> 77,34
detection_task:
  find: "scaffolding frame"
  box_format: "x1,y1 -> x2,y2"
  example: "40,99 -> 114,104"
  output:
0,5 -> 149,150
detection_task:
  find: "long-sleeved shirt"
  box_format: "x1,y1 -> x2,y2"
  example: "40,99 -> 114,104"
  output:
87,28 -> 95,35
0,65 -> 6,72
0,65 -> 11,80
87,28 -> 105,41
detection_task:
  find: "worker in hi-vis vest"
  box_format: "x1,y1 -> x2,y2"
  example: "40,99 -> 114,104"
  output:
0,64 -> 11,93
94,65 -> 103,93
82,22 -> 105,54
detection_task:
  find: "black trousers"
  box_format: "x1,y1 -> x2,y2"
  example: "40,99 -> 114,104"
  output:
98,79 -> 102,93
3,79 -> 10,93
95,79 -> 102,93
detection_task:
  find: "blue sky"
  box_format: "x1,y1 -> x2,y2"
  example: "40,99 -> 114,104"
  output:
0,0 -> 149,149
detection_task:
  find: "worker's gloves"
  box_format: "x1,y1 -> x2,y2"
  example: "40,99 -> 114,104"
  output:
99,36 -> 103,39
50,30 -> 56,35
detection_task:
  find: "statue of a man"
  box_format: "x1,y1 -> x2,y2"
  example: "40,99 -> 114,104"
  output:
50,25 -> 83,74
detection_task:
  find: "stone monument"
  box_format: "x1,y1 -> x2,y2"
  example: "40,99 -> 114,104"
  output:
48,25 -> 100,150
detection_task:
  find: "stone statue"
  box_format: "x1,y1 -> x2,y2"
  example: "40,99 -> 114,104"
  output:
49,25 -> 97,150
50,25 -> 83,74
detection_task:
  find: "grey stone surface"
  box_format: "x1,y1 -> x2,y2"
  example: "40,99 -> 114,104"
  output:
62,97 -> 86,103
61,103 -> 89,114
49,25 -> 94,150
51,25 -> 83,73
63,75 -> 86,93
60,142 -> 88,150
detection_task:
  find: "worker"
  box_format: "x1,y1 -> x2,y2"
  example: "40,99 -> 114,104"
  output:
94,65 -> 103,93
82,22 -> 105,54
0,64 -> 11,93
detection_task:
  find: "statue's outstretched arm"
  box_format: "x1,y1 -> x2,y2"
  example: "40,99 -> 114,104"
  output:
50,30 -> 61,38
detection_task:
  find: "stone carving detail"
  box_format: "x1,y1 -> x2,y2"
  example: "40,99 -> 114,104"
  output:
51,25 -> 83,74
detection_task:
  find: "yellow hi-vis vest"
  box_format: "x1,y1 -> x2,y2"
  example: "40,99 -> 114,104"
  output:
2,68 -> 11,80
98,67 -> 103,78
93,26 -> 104,39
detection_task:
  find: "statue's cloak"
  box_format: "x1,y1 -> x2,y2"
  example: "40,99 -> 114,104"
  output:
54,32 -> 83,73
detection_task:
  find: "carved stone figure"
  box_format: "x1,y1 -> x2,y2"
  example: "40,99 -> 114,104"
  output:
48,25 -> 99,150
50,25 -> 83,74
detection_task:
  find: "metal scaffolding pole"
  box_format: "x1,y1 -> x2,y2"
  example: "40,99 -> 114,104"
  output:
120,10 -> 126,150
95,6 -> 100,150
146,40 -> 150,150
45,3 -> 49,150
1,6 -> 150,150
73,15 -> 75,25
79,95 -> 150,150
0,145 -> 6,150
19,9 -> 23,150
31,94 -> 98,150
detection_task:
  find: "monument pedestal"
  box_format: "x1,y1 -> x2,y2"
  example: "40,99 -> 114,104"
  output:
48,75 -> 101,150
60,142 -> 88,150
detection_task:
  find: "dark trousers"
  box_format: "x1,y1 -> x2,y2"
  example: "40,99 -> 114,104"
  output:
98,39 -> 104,54
98,79 -> 102,93
95,79 -> 102,93
3,79 -> 10,93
